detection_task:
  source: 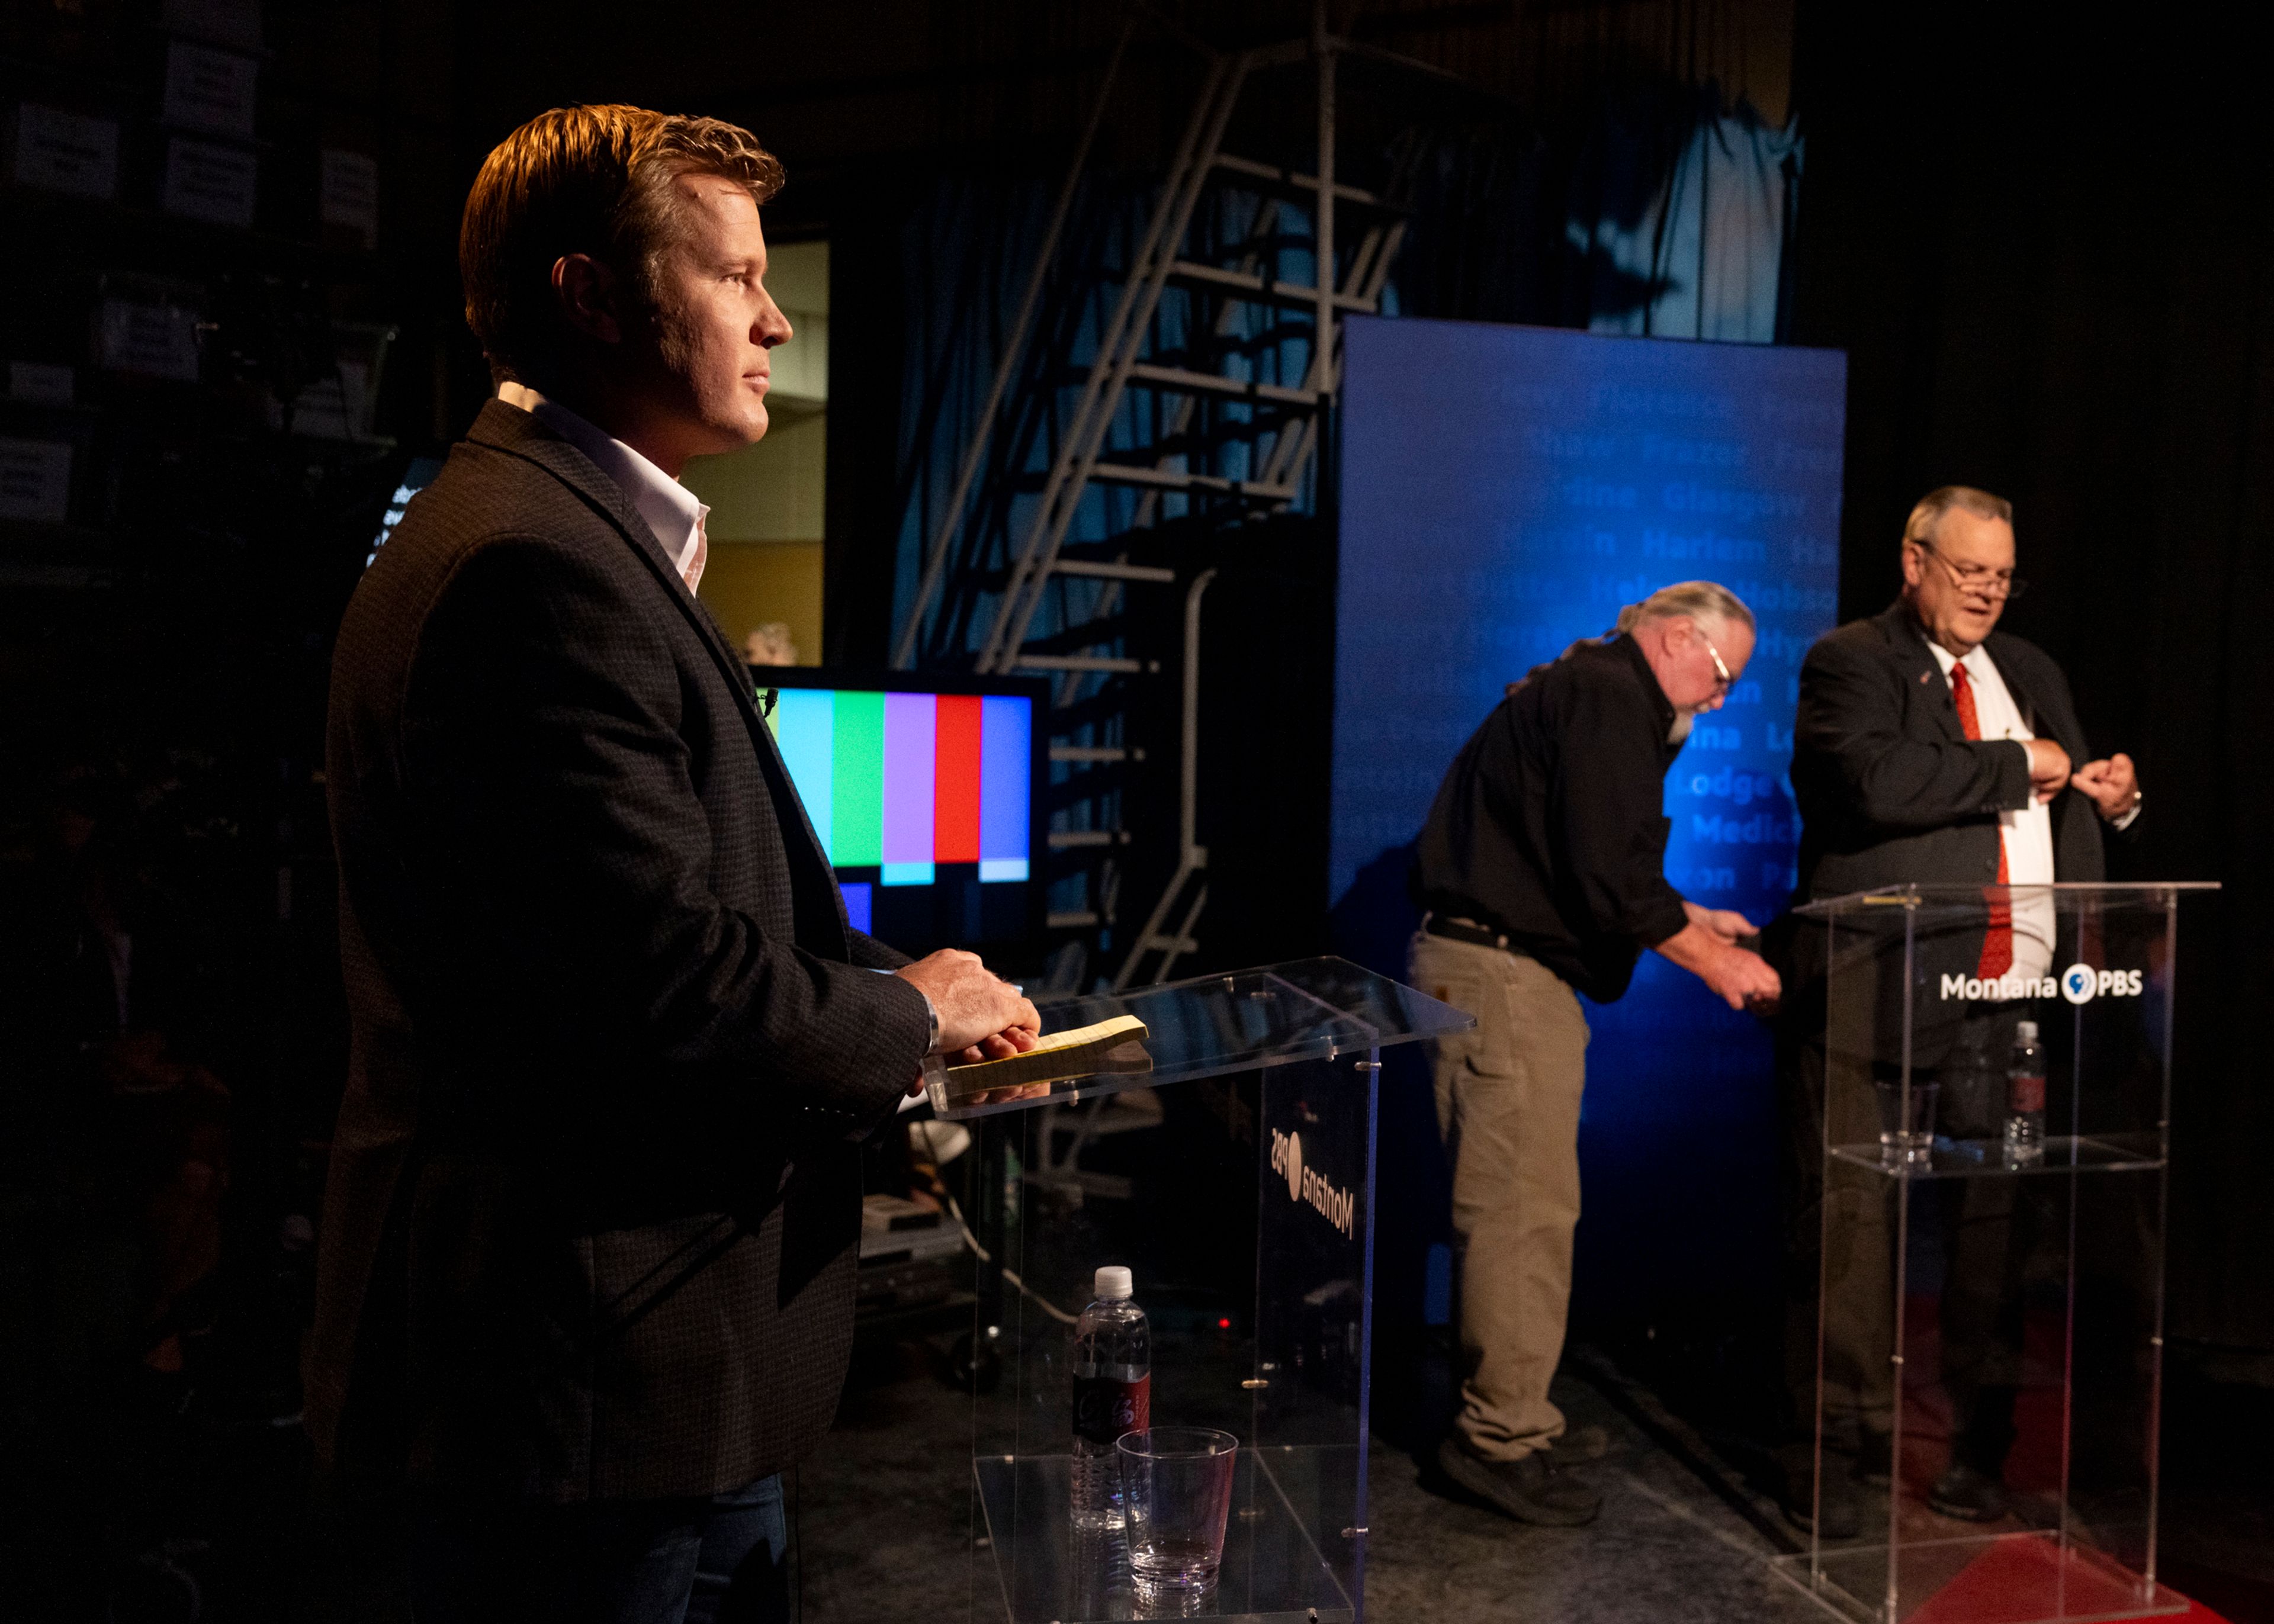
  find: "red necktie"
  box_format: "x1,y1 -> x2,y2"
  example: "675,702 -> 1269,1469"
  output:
1949,660 -> 2013,978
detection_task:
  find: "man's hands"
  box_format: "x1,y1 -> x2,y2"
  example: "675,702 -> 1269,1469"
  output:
2071,752 -> 2140,822
1683,900 -> 1756,943
2024,738 -> 2071,804
1655,915 -> 1781,1013
895,949 -> 1041,1062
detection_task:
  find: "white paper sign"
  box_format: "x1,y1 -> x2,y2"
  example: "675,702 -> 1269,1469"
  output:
0,439 -> 74,524
8,362 -> 75,406
12,104 -> 120,200
96,300 -> 202,381
320,149 -> 379,248
162,41 -> 259,138
163,137 -> 257,226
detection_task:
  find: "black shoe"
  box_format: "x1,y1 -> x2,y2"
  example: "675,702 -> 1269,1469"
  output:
1852,1430 -> 1894,1487
1928,1463 -> 2008,1522
1435,1435 -> 1602,1526
1780,1460 -> 1861,1540
1539,1424 -> 1610,1466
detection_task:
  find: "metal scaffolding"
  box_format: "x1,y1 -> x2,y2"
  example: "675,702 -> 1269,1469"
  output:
892,7 -> 1411,993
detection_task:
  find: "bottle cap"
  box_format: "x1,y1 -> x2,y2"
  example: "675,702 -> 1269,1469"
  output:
2016,1020 -> 2039,1042
1094,1266 -> 1133,1301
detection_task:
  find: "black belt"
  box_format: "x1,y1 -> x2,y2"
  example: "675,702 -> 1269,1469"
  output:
1424,913 -> 1514,952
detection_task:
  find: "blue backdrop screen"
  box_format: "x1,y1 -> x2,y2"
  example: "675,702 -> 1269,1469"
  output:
1331,316 -> 1846,1317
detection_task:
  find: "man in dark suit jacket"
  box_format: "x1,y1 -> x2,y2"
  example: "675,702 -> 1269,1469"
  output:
311,105 -> 1039,1624
1773,485 -> 2141,1534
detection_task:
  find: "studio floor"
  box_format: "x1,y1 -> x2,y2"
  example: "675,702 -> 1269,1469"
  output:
799,1349 -> 1813,1624
7,1310 -> 2266,1619
795,1327 -> 2274,1624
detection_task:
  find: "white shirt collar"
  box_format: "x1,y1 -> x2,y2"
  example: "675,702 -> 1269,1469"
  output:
496,381 -> 709,590
1922,637 -> 1996,684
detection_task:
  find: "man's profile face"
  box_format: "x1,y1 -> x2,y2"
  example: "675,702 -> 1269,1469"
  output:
1903,507 -> 2015,653
1647,616 -> 1752,713
645,173 -> 792,456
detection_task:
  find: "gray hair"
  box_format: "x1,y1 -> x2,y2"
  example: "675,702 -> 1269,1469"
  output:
1904,485 -> 2012,547
1614,580 -> 1755,638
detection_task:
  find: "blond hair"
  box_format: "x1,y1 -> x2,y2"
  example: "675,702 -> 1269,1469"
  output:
460,104 -> 785,382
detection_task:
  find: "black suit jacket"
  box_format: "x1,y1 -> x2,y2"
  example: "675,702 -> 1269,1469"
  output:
310,400 -> 932,1503
1780,603 -> 2138,1065
1793,602 -> 2124,901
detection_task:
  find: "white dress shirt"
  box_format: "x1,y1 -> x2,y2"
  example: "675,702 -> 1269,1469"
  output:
496,381 -> 709,590
1927,640 -> 2055,977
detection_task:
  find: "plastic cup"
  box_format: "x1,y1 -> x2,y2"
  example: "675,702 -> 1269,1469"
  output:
1875,1078 -> 1940,1166
1115,1427 -> 1237,1588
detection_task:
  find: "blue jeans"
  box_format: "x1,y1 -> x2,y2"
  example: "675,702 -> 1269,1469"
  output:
410,1472 -> 791,1624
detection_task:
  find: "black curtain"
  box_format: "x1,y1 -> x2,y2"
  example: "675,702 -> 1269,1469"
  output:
1790,1 -> 2274,1363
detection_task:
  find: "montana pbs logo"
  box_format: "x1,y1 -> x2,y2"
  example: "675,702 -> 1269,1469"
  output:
2061,963 -> 2144,1005
1942,963 -> 2145,1003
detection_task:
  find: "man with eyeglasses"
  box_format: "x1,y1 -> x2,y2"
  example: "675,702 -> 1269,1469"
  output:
1774,485 -> 2143,1534
1409,580 -> 1781,1527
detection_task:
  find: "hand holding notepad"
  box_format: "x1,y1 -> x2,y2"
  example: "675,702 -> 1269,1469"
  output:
933,1014 -> 1152,1108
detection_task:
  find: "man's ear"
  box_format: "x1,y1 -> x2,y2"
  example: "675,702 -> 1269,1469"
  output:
552,253 -> 624,345
1899,541 -> 1925,589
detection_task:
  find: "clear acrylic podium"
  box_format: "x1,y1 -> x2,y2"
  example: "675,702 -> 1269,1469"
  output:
927,957 -> 1469,1623
1770,883 -> 2217,1624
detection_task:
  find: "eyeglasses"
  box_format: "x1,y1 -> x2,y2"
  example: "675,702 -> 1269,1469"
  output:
1914,538 -> 2028,601
1701,634 -> 1733,691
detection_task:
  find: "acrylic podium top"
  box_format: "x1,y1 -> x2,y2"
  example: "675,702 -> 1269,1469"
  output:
925,956 -> 1471,1122
1794,881 -> 2219,919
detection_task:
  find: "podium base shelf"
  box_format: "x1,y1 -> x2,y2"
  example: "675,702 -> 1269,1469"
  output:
1827,1136 -> 2164,1181
975,1446 -> 1358,1623
1768,1529 -> 2189,1624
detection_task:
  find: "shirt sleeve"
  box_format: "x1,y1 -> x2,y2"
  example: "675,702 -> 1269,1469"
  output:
1544,674 -> 1692,950
1797,633 -> 2033,825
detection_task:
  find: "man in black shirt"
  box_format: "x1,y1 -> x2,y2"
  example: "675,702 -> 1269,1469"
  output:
1409,580 -> 1781,1526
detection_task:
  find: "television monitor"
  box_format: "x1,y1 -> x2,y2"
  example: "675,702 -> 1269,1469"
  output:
756,669 -> 1046,956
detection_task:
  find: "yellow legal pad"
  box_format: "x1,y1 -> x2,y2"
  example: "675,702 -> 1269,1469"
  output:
938,1014 -> 1152,1103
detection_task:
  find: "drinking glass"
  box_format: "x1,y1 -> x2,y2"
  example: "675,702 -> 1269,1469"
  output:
1874,1078 -> 1940,1166
1115,1427 -> 1237,1588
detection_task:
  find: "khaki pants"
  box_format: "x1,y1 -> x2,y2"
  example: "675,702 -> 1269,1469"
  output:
1409,930 -> 1591,1463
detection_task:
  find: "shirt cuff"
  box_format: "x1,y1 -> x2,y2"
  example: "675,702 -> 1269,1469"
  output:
2111,792 -> 2143,831
1634,895 -> 1691,951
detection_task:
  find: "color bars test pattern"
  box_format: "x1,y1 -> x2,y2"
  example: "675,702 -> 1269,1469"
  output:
766,689 -> 1031,935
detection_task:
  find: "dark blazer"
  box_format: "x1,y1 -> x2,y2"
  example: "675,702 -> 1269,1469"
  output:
1780,603 -> 2140,1065
310,400 -> 931,1503
1793,602 -> 2124,902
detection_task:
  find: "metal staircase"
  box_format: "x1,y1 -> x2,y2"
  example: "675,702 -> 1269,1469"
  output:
892,12 -> 1410,992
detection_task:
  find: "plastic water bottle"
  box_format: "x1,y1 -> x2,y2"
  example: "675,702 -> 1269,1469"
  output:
2005,1020 -> 2046,1166
1071,1265 -> 1151,1529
